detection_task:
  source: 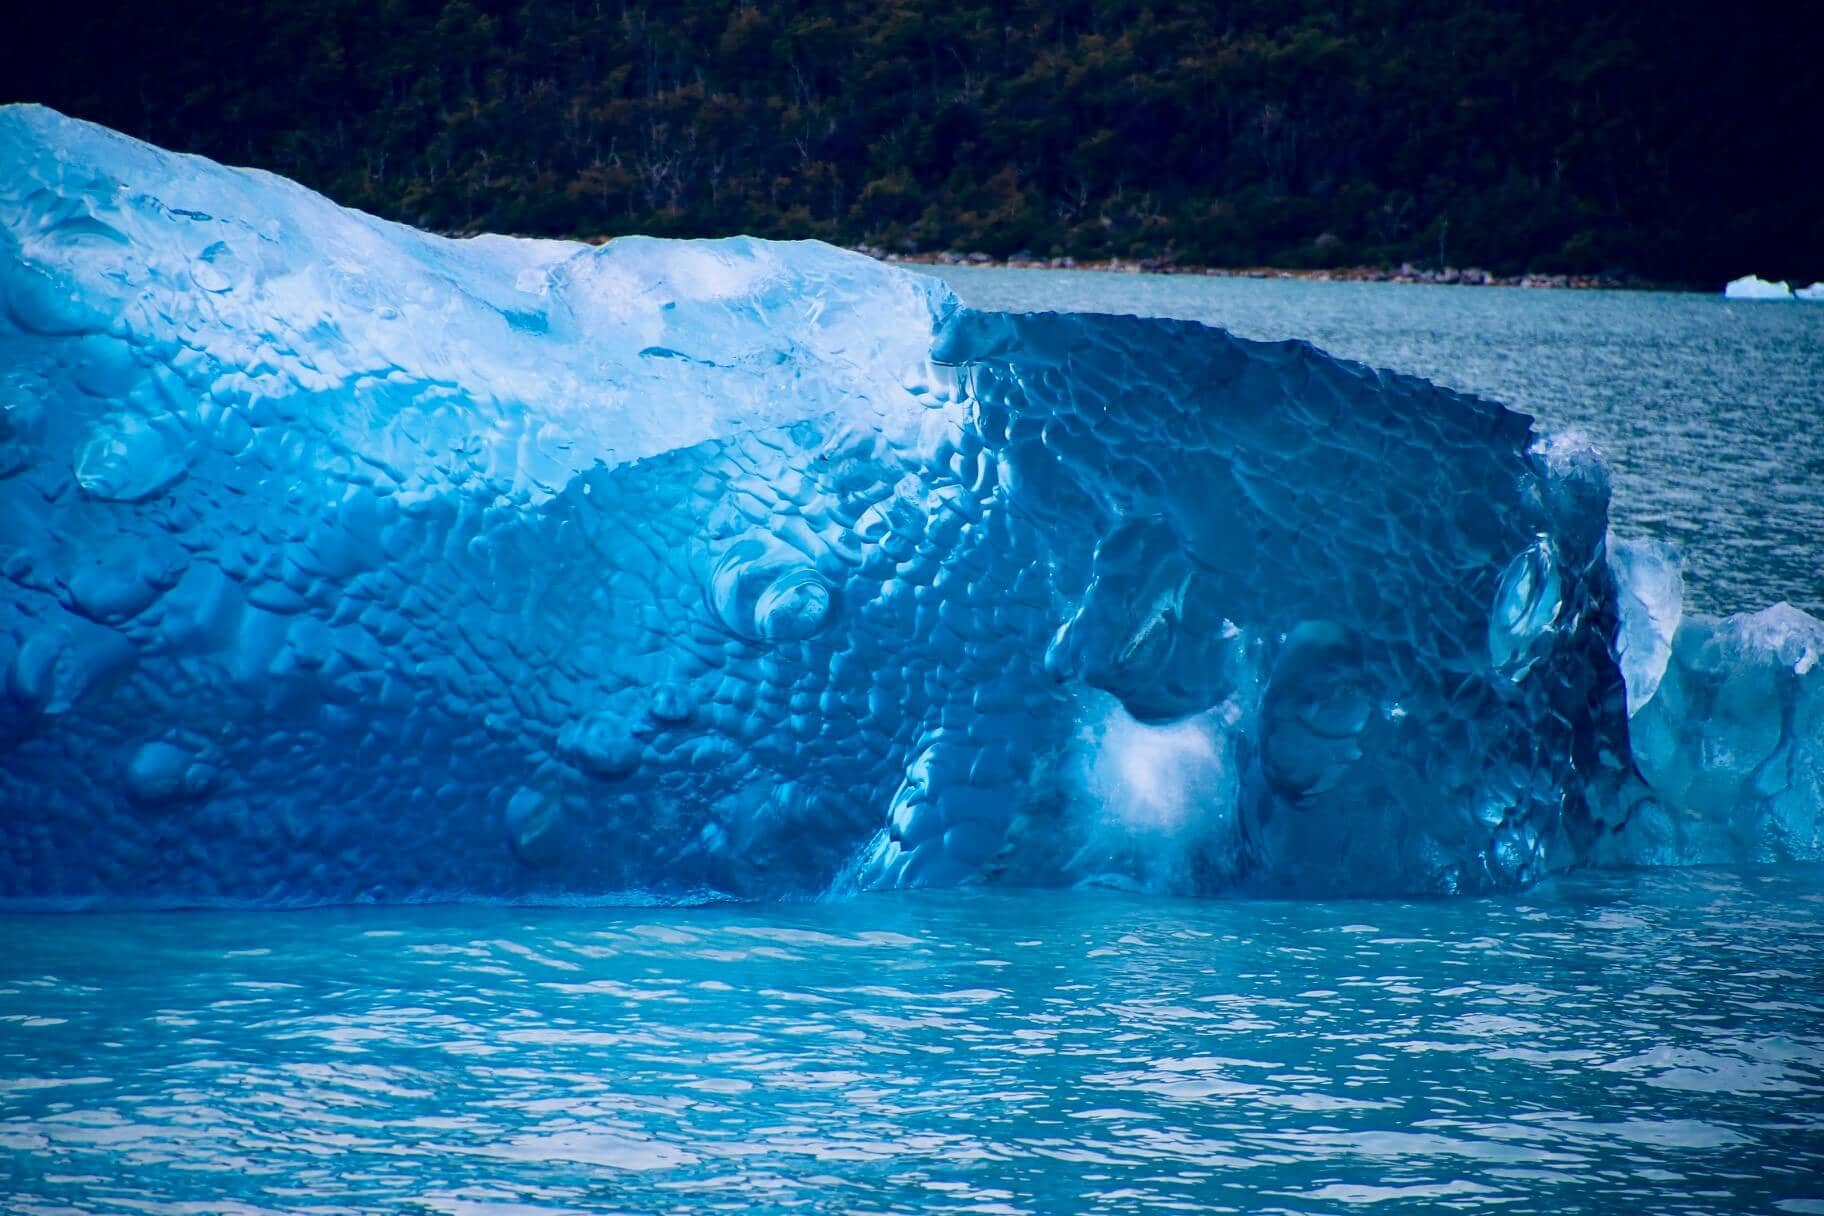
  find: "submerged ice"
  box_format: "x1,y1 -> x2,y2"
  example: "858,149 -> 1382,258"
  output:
1,106 -> 1818,906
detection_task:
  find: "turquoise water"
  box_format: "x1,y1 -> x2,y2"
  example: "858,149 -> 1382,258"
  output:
5,274 -> 1822,1212
4,869 -> 1823,1214
930,269 -> 1824,617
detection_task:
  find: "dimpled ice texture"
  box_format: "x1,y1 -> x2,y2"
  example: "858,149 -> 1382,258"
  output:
4,104 -> 1797,909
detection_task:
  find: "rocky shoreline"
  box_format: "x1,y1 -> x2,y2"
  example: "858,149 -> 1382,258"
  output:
854,245 -> 1661,291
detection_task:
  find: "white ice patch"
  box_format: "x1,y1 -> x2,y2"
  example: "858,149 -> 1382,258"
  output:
1063,693 -> 1241,892
1733,602 -> 1824,677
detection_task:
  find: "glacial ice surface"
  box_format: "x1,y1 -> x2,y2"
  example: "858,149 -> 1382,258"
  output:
1,106 -> 1817,907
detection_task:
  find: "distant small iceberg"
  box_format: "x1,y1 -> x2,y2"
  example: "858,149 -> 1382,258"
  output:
1798,282 -> 1824,301
1724,275 -> 1794,300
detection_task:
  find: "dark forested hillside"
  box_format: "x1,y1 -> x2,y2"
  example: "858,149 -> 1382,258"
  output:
6,0 -> 1820,285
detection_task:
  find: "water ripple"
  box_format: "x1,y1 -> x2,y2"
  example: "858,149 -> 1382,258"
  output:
2,867 -> 1822,1214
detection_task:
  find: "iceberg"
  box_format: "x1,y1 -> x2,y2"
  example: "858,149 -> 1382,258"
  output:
1601,542 -> 1823,866
1723,275 -> 1795,300
0,106 -> 1812,907
1798,282 -> 1824,301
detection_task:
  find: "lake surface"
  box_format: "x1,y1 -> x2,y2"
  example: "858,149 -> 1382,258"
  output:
930,268 -> 1824,617
3,869 -> 1822,1215
5,273 -> 1822,1214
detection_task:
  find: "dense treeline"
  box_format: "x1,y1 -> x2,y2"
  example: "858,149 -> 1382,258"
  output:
7,0 -> 1820,284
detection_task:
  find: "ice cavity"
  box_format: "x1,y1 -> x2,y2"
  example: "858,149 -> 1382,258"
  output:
1723,275 -> 1795,300
0,104 -> 1812,909
1056,696 -> 1244,894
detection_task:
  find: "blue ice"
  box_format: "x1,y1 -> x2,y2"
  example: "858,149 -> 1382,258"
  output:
1,106 -> 1816,906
